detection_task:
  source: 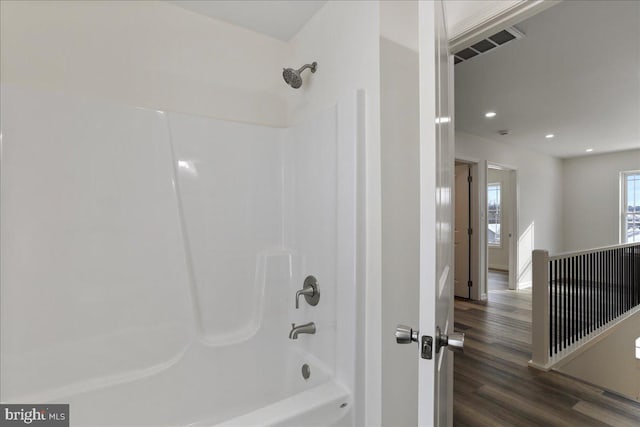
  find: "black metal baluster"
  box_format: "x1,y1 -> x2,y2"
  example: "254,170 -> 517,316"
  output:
617,248 -> 621,317
576,255 -> 580,340
577,255 -> 580,340
568,256 -> 572,345
591,252 -> 595,334
613,249 -> 616,318
632,245 -> 640,305
625,248 -> 628,312
599,251 -> 603,328
571,256 -> 576,344
563,257 -> 567,351
605,250 -> 609,323
619,248 -> 623,315
624,248 -> 628,311
585,253 -> 589,337
608,249 -> 611,321
549,261 -> 555,357
578,255 -> 584,338
553,260 -> 560,353
609,249 -> 613,322
581,254 -> 585,339
633,246 -> 636,306
580,254 -> 587,337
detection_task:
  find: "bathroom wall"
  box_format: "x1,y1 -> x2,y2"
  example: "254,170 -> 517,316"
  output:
380,37 -> 420,427
0,0 -> 288,126
379,2 -> 420,425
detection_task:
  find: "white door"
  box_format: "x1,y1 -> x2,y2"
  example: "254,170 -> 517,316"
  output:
454,163 -> 470,298
396,1 -> 461,426
395,1 -> 459,424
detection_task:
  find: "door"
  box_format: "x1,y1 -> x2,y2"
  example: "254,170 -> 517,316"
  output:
395,2 -> 460,425
507,169 -> 518,290
419,1 -> 459,425
454,163 -> 471,298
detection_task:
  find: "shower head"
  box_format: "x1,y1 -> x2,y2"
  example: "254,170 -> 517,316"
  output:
282,62 -> 317,89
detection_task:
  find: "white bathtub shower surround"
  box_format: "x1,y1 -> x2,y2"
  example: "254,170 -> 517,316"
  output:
0,85 -> 195,400
0,84 -> 362,426
168,112 -> 285,345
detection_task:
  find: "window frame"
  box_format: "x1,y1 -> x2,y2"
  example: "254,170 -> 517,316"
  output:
620,170 -> 640,244
487,182 -> 502,248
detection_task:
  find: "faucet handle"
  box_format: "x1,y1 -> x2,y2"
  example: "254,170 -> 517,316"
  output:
295,276 -> 320,309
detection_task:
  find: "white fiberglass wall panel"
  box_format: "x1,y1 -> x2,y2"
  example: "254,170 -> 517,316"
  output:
0,85 -> 194,401
167,113 -> 286,345
283,105 -> 338,374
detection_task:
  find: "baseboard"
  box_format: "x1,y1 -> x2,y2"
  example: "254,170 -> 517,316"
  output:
518,281 -> 532,290
528,359 -> 552,372
488,266 -> 508,272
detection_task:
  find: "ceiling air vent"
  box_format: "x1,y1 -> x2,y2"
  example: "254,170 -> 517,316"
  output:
453,26 -> 524,65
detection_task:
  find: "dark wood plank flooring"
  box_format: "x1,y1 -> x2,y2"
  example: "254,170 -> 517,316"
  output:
454,271 -> 640,426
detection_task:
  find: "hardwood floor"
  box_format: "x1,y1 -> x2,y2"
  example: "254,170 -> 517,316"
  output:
487,269 -> 509,291
453,275 -> 640,426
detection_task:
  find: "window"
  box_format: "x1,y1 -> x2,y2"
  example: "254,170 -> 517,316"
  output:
487,183 -> 501,246
622,171 -> 640,243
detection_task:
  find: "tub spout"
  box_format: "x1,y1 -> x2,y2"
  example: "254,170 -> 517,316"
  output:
289,322 -> 316,340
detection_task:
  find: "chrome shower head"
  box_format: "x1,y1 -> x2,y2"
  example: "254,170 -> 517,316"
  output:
283,62 -> 317,89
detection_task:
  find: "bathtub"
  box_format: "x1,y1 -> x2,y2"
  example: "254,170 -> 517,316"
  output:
0,84 -> 361,426
54,339 -> 353,426
211,382 -> 353,427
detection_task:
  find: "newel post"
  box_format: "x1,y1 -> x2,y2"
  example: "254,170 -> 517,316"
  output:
530,249 -> 550,370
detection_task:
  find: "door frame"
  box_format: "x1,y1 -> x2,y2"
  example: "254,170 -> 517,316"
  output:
486,162 -> 519,291
454,158 -> 482,300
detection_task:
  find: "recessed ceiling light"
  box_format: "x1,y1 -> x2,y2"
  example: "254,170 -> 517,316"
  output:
586,148 -> 594,152
545,134 -> 555,139
485,112 -> 497,118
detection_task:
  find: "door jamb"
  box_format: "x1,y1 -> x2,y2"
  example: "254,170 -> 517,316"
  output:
454,157 -> 482,300
486,162 -> 519,291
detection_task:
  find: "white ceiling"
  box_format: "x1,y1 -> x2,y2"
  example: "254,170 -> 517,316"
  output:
455,0 -> 640,159
168,1 -> 326,41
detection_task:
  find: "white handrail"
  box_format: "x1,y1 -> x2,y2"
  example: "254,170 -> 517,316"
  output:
549,241 -> 638,261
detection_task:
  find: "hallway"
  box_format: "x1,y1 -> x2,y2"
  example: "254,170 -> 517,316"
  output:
453,278 -> 640,426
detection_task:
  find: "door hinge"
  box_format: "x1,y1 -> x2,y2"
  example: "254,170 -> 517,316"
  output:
468,280 -> 473,288
468,228 -> 473,235
421,335 -> 433,360
467,175 -> 472,183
